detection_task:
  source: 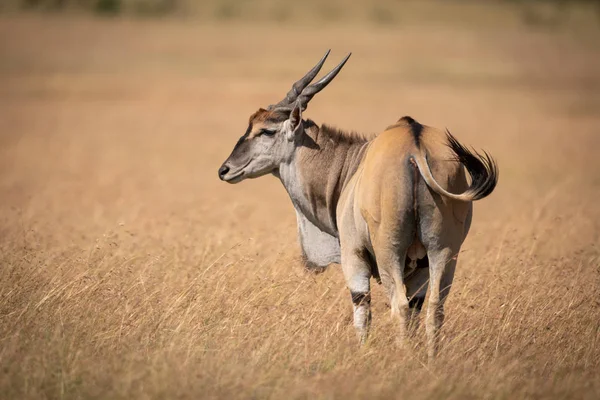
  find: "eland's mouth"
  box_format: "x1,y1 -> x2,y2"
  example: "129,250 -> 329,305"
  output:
223,170 -> 245,183
219,159 -> 251,183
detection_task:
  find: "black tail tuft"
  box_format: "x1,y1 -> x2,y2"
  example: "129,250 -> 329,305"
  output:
445,130 -> 498,201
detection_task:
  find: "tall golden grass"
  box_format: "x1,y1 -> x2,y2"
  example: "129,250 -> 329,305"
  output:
1,6 -> 599,399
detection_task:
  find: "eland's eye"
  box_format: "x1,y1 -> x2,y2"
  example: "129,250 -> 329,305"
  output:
261,129 -> 276,137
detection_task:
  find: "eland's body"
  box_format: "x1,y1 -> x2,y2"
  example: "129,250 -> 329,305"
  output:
218,51 -> 498,360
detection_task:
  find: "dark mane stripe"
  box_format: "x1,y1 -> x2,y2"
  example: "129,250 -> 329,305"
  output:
318,122 -> 371,144
398,116 -> 423,148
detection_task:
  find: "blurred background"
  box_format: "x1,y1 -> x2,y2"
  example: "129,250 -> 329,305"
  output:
1,1 -> 600,399
2,0 -> 600,25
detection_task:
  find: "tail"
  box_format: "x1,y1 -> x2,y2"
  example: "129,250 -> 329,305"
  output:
413,130 -> 498,202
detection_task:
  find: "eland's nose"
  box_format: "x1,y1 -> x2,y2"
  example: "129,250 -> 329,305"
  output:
218,165 -> 230,180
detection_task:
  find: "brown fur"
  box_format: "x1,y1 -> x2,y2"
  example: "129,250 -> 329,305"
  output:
247,108 -> 291,138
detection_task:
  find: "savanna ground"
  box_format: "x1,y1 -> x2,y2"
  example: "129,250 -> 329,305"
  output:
1,2 -> 600,398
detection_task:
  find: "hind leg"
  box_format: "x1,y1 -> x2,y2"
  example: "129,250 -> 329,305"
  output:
425,247 -> 457,361
340,246 -> 372,344
374,242 -> 413,345
405,266 -> 429,332
419,193 -> 468,360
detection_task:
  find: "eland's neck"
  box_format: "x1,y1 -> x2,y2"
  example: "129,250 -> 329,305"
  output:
276,121 -> 370,238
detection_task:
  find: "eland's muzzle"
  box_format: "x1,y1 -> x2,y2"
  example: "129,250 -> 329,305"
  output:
218,165 -> 230,181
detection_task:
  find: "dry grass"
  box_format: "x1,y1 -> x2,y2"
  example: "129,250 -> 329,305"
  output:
1,7 -> 600,399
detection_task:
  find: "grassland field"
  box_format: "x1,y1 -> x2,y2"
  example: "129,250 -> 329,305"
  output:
1,4 -> 600,398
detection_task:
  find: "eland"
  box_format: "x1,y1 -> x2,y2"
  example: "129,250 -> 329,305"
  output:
218,50 -> 498,360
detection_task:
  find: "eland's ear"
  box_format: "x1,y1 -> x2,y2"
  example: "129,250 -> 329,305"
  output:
286,102 -> 303,141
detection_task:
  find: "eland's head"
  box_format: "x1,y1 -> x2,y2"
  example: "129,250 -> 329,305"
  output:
218,50 -> 351,183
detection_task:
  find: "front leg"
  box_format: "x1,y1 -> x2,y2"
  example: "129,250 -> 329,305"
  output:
341,247 -> 372,344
